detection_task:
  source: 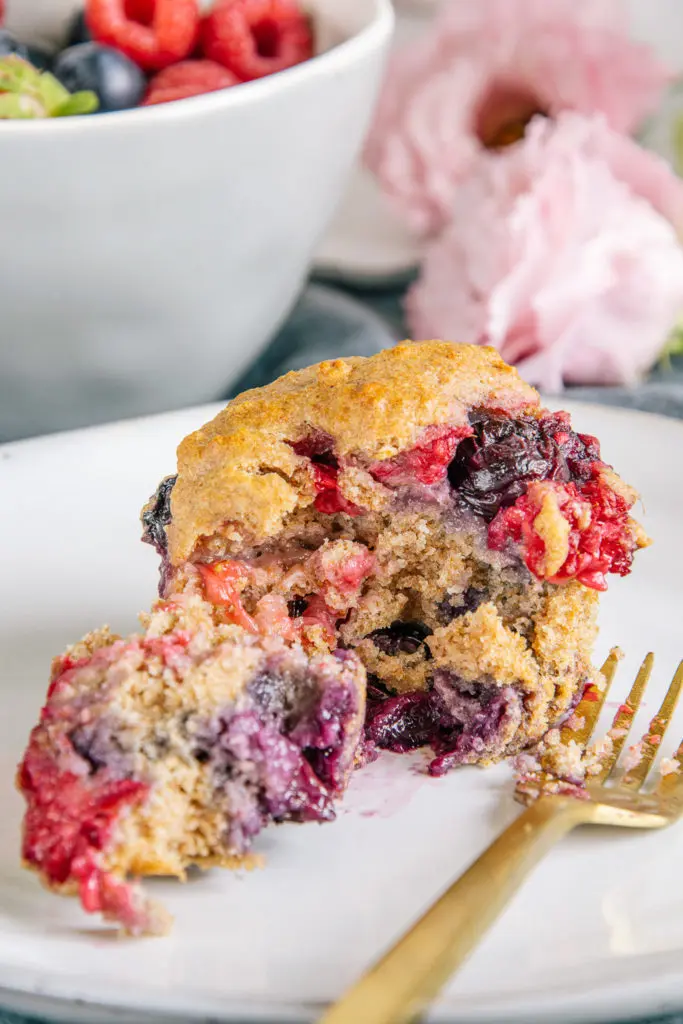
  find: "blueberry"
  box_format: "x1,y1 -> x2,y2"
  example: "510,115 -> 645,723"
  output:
288,597 -> 308,618
364,690 -> 440,752
248,671 -> 289,722
141,475 -> 177,554
448,410 -> 600,521
53,43 -> 146,113
65,9 -> 92,47
368,620 -> 433,658
364,672 -> 515,775
437,586 -> 486,624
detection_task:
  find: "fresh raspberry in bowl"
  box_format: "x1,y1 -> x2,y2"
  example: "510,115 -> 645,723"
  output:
2,0 -> 314,116
143,59 -> 238,105
85,0 -> 200,71
202,0 -> 313,82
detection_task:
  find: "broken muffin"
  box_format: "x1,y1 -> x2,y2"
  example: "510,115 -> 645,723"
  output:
146,341 -> 648,774
18,340 -> 648,933
17,596 -> 364,934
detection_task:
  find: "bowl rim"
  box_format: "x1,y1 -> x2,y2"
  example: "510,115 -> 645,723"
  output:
0,0 -> 394,136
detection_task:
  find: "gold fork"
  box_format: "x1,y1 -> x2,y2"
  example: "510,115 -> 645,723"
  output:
321,651 -> 683,1024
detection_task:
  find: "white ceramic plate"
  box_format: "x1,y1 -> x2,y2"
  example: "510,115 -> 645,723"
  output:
1,401 -> 683,1024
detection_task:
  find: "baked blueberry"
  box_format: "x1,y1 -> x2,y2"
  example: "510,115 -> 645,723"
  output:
141,474 -> 177,554
368,621 -> 433,657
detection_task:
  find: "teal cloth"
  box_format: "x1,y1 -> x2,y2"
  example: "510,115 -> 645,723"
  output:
229,279 -> 683,419
4,279 -> 683,1024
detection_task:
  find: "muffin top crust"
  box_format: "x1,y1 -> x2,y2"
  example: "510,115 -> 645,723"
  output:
165,342 -> 540,563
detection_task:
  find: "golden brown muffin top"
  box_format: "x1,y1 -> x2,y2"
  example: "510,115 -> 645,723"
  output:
166,341 -> 540,564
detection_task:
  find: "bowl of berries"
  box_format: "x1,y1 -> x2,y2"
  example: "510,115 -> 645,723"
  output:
0,0 -> 394,440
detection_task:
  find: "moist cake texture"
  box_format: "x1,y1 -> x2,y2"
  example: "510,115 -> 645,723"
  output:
17,596 -> 364,934
146,341 -> 647,773
18,340 -> 648,932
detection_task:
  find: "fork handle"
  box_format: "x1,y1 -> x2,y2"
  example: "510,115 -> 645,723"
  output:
320,797 -> 587,1024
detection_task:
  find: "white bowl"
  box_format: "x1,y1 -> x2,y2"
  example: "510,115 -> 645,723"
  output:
0,0 -> 394,440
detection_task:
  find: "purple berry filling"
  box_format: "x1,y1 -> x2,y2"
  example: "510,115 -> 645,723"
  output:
365,673 -> 520,776
192,660 -> 360,853
58,646 -> 360,860
203,710 -> 337,852
69,716 -> 138,777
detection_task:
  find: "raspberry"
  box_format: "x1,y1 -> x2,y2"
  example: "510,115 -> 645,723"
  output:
371,425 -> 473,487
290,434 -> 364,517
300,594 -> 337,649
202,0 -> 313,82
125,0 -> 155,23
308,461 -> 363,516
487,478 -> 637,591
86,0 -> 200,71
143,59 -> 238,105
197,560 -> 258,632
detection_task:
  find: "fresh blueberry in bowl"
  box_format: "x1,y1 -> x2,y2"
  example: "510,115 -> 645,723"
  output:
53,43 -> 146,113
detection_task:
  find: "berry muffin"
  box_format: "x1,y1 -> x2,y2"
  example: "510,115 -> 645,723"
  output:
17,596 -> 365,934
145,341 -> 649,775
17,340 -> 648,933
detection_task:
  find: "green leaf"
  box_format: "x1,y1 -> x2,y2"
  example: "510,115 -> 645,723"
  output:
673,117 -> 683,179
659,320 -> 683,369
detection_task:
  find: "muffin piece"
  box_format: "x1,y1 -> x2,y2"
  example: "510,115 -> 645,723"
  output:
17,596 -> 365,934
143,342 -> 649,774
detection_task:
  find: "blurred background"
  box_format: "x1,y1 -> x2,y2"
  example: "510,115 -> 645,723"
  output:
2,0 -> 683,443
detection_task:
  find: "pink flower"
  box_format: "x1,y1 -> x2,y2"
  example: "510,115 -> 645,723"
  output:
407,114 -> 683,391
365,0 -> 670,235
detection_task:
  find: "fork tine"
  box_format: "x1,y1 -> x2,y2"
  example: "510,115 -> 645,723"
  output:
591,653 -> 653,785
620,660 -> 683,790
561,650 -> 620,749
